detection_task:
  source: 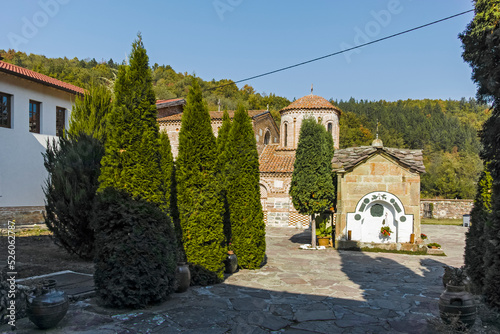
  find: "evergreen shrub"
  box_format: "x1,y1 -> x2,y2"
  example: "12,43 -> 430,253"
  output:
43,133 -> 104,260
92,188 -> 178,308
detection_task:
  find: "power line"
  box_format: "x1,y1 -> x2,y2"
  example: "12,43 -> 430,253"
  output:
204,9 -> 474,92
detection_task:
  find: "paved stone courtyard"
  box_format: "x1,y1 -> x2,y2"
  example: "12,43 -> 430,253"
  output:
2,225 -> 467,333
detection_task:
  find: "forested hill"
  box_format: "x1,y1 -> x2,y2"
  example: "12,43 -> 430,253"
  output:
335,98 -> 491,199
1,49 -> 489,199
0,49 -> 290,123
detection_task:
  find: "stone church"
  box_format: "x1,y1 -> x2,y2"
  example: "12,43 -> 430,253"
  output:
156,93 -> 425,247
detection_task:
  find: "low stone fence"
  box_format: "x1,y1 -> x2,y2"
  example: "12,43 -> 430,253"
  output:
420,199 -> 473,220
0,206 -> 45,227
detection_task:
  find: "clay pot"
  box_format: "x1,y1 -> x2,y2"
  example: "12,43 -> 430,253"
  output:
175,262 -> 191,293
27,279 -> 69,329
438,285 -> 476,328
225,252 -> 238,273
317,237 -> 330,247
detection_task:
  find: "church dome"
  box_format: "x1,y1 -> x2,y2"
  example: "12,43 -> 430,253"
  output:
280,94 -> 341,114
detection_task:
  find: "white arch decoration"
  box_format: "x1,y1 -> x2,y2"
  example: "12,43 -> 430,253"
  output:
346,191 -> 413,243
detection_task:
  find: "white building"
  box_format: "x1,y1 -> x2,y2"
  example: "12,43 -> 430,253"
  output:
0,60 -> 84,223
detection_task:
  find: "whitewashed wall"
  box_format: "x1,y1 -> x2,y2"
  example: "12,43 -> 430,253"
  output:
0,74 -> 75,207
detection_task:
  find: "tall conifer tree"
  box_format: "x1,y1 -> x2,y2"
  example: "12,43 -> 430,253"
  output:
176,79 -> 226,282
290,117 -> 335,247
216,109 -> 233,245
99,34 -> 163,204
461,0 -> 500,308
159,132 -> 174,213
225,105 -> 266,269
464,164 -> 492,292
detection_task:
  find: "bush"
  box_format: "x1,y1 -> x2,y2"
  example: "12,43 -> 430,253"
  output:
43,133 -> 104,260
92,188 -> 178,308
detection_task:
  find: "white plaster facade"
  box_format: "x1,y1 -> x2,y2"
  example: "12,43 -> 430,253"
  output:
0,71 -> 79,207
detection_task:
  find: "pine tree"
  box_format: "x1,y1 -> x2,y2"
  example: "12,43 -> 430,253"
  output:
99,33 -> 162,205
290,117 -> 336,247
176,78 -> 226,283
43,133 -> 104,260
225,104 -> 266,269
464,164 -> 492,292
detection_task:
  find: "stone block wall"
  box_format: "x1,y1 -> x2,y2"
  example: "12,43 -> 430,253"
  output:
420,199 -> 473,219
0,206 -> 45,226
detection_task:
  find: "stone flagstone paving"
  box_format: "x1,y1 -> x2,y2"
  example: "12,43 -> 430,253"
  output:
1,225 -> 470,333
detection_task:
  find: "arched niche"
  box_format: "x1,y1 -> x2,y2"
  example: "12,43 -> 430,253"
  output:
346,191 -> 413,243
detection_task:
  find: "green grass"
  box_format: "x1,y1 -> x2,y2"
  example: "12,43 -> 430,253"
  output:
421,218 -> 463,226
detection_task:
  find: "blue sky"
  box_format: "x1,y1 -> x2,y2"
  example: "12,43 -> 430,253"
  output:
2,0 -> 477,102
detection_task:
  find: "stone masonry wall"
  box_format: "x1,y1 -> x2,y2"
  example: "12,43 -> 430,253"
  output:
420,199 -> 473,220
336,154 -> 421,244
0,206 -> 45,226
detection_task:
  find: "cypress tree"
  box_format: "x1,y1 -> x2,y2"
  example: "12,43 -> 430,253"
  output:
225,104 -> 266,269
68,84 -> 112,142
464,163 -> 492,292
460,0 -> 500,308
43,83 -> 111,260
216,109 -> 232,245
99,33 -> 163,205
290,117 -> 336,247
159,132 -> 174,213
176,78 -> 226,283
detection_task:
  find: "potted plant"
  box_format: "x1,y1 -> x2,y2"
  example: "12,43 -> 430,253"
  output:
438,266 -> 476,328
315,217 -> 332,247
380,226 -> 393,238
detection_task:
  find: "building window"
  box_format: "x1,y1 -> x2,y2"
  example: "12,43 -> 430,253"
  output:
0,92 -> 11,128
284,123 -> 288,147
56,107 -> 66,136
264,130 -> 270,145
29,100 -> 41,133
327,122 -> 332,135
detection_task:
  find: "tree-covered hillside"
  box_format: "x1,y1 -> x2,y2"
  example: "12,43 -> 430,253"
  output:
1,49 -> 489,199
335,98 -> 490,199
0,49 -> 289,123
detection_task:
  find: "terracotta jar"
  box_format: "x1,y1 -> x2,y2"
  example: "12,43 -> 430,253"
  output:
27,279 -> 69,329
438,284 -> 476,328
175,262 -> 191,293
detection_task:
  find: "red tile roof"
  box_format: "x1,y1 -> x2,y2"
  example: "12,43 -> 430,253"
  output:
259,144 -> 296,173
156,98 -> 185,107
280,94 -> 341,114
157,110 -> 268,122
0,60 -> 85,95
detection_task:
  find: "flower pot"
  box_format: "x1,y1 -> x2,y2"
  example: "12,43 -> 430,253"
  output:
438,285 -> 476,328
317,237 -> 330,247
27,279 -> 69,329
225,252 -> 238,273
175,262 -> 191,293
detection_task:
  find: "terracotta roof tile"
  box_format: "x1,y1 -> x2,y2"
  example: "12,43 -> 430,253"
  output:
332,146 -> 425,174
156,98 -> 185,106
259,144 -> 295,173
0,60 -> 85,95
158,109 -> 268,122
280,94 -> 341,114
